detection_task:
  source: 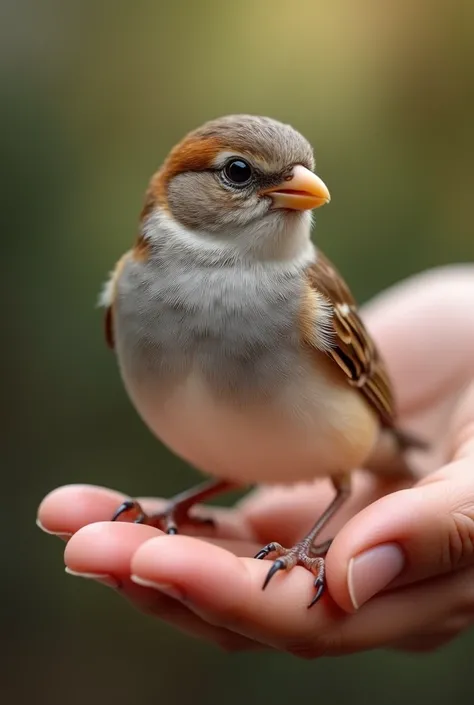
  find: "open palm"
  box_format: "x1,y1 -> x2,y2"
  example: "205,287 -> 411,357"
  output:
38,266 -> 474,656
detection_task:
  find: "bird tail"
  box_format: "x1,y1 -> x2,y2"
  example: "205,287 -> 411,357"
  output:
393,428 -> 430,453
365,427 -> 429,482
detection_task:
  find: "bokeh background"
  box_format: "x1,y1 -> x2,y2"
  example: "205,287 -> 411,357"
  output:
2,0 -> 474,703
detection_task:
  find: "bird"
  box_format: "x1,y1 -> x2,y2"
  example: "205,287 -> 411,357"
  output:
100,114 -> 425,607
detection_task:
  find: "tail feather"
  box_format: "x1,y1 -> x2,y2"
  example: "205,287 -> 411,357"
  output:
393,428 -> 430,453
365,427 -> 429,481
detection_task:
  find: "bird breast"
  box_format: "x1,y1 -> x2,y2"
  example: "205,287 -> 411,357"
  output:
112,253 -> 379,484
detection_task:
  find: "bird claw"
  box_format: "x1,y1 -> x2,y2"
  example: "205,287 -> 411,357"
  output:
254,542 -> 280,561
308,577 -> 325,608
111,498 -> 215,535
262,559 -> 286,590
255,540 -> 326,607
254,549 -> 269,560
111,500 -> 146,524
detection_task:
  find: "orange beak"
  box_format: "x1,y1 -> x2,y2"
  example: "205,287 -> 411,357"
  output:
260,165 -> 331,211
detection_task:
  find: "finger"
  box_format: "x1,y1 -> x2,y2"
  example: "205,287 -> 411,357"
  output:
334,565 -> 474,654
129,533 -> 474,656
325,384 -> 474,612
37,485 -> 126,536
64,522 -> 263,652
36,483 -> 254,541
325,469 -> 474,613
64,520 -> 162,576
130,533 -> 341,654
65,521 -> 259,573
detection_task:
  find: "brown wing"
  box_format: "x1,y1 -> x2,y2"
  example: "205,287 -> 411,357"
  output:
101,251 -> 133,352
306,251 -> 396,427
104,306 -> 115,349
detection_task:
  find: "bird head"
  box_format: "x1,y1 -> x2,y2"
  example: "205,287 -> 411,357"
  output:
139,115 -> 331,261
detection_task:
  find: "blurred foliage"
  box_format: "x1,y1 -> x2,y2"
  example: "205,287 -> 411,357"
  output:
1,0 -> 474,703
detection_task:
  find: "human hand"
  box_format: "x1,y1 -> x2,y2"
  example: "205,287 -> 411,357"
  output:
37,265 -> 474,656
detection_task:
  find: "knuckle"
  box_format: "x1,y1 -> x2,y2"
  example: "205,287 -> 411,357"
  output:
446,505 -> 474,569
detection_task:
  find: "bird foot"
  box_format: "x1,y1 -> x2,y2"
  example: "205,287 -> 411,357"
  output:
255,540 -> 330,608
111,499 -> 215,535
110,479 -> 234,534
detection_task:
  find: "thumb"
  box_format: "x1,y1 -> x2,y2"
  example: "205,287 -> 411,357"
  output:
326,383 -> 474,613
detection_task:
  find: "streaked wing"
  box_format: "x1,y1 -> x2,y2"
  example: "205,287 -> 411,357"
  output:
104,306 -> 114,349
306,251 -> 396,427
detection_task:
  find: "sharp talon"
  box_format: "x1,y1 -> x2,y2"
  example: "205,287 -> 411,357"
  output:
254,549 -> 269,560
111,500 -> 136,522
111,489 -> 223,534
254,542 -> 277,560
262,559 -> 285,590
307,578 -> 325,608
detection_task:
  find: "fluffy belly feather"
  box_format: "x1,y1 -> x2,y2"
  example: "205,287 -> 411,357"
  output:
119,360 -> 379,485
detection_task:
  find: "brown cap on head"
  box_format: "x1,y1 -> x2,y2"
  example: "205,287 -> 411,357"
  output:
140,115 -> 317,219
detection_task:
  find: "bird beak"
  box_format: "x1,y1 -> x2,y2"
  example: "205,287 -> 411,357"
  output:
261,165 -> 331,211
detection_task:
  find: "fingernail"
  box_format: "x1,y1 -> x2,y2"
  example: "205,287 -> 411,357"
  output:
130,574 -> 186,602
347,543 -> 405,609
65,567 -> 120,589
36,518 -> 72,541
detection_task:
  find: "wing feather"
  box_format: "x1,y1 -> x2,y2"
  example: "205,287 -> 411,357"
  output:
305,251 -> 396,427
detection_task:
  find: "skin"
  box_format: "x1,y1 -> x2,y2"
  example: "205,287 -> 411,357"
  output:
37,265 -> 474,655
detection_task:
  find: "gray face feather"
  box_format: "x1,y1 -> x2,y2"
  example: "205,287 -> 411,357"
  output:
166,115 -> 315,234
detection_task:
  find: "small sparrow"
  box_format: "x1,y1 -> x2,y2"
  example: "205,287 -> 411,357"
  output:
101,114 -> 425,606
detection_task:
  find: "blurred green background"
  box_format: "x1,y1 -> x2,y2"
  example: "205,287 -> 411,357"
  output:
2,0 -> 474,703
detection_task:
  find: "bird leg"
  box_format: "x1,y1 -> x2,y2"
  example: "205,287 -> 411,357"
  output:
255,473 -> 351,607
111,478 -> 236,534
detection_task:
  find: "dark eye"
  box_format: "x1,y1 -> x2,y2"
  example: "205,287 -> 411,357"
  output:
223,159 -> 253,185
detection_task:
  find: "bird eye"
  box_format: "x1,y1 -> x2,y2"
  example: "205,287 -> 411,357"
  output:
223,159 -> 253,186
